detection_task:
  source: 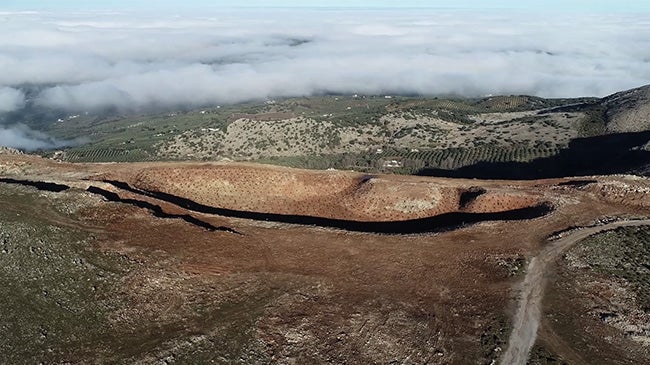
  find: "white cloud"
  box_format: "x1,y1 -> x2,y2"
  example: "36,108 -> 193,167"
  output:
0,124 -> 84,151
0,9 -> 648,112
0,87 -> 25,112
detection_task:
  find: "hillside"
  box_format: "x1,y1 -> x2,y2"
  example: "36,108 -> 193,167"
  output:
95,162 -> 547,223
603,84 -> 650,132
1,85 -> 647,177
0,154 -> 649,364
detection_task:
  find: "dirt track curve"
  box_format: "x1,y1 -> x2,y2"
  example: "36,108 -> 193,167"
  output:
500,219 -> 650,365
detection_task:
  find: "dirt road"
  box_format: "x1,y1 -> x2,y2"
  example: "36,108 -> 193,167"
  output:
499,219 -> 650,365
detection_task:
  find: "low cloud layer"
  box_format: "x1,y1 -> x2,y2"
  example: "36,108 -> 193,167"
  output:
0,124 -> 84,151
0,87 -> 25,112
1,9 -> 649,113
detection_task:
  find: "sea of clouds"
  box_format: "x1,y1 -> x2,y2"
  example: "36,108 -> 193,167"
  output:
0,8 -> 649,149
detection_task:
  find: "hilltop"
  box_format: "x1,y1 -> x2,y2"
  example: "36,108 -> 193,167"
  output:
0,153 -> 649,364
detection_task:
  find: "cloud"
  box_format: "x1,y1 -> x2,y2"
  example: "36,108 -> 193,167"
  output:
0,9 -> 649,112
0,87 -> 25,112
0,124 -> 85,151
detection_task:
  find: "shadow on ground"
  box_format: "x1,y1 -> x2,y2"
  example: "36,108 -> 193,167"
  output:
417,131 -> 650,180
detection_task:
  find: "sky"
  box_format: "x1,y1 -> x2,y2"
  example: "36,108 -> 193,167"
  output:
2,0 -> 650,13
0,1 -> 649,150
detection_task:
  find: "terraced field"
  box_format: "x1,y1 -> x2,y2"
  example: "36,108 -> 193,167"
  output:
62,148 -> 157,163
257,145 -> 562,174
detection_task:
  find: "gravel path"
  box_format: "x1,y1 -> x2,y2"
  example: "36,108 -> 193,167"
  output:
500,219 -> 650,365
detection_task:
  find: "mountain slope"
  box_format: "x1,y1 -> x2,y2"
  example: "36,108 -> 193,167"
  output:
3,84 -> 649,177
602,84 -> 650,133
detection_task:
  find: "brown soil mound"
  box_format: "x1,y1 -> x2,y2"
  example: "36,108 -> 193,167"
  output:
466,192 -> 543,213
98,162 -> 548,222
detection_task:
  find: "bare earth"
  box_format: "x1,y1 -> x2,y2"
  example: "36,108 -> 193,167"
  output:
500,219 -> 650,365
1,152 -> 649,364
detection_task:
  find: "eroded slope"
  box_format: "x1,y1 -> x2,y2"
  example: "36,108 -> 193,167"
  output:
97,162 -> 547,223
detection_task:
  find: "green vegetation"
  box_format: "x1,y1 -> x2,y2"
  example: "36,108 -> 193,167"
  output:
256,145 -> 561,174
479,315 -> 512,365
0,184 -> 281,363
527,345 -> 569,365
61,148 -> 156,162
578,104 -> 608,137
0,185 -> 134,363
26,93 -> 612,172
573,225 -> 650,310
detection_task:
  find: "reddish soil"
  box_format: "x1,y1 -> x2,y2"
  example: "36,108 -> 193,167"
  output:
1,153 -> 649,364
93,162 -> 549,222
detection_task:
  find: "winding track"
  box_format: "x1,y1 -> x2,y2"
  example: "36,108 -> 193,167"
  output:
500,219 -> 650,365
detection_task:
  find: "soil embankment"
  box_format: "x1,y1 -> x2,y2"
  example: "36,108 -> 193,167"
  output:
97,163 -> 548,222
0,177 -> 239,234
0,174 -> 553,235
103,179 -> 553,234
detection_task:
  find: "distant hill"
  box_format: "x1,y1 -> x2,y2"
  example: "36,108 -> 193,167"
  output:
10,84 -> 650,178
602,84 -> 650,133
